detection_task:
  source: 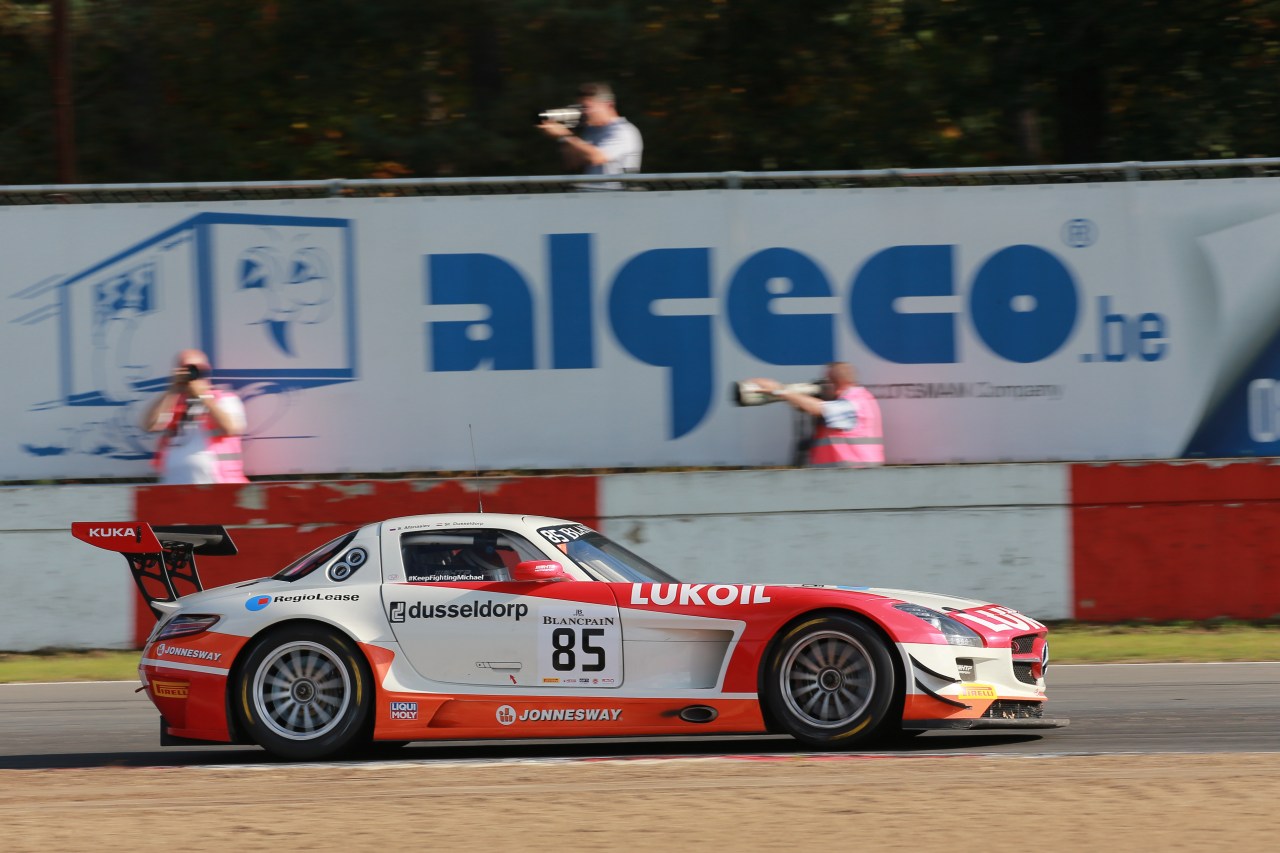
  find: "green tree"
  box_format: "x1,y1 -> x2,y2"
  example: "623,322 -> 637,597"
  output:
2,1 -> 1279,184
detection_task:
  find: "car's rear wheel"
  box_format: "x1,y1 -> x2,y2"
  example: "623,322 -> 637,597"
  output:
763,614 -> 896,747
236,624 -> 372,760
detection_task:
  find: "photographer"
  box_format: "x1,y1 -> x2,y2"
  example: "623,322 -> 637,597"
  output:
748,362 -> 884,468
538,82 -> 642,190
141,349 -> 248,484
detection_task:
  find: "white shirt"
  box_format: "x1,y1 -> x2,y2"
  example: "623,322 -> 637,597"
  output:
577,118 -> 643,190
819,398 -> 859,431
160,394 -> 246,485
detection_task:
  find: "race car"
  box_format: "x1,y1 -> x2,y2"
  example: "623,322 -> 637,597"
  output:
73,513 -> 1066,760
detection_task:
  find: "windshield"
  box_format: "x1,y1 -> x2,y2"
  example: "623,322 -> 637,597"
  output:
538,524 -> 681,583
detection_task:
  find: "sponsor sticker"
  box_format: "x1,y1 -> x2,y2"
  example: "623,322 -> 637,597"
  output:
86,526 -> 140,539
960,683 -> 997,700
389,701 -> 418,721
495,705 -> 622,725
519,708 -> 622,722
276,593 -> 360,603
630,584 -> 771,606
151,680 -> 189,699
247,592 -> 359,609
154,643 -> 222,662
388,599 -> 528,622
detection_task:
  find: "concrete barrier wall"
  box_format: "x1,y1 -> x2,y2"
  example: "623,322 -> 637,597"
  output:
597,466 -> 1070,620
2,459 -> 1277,650
0,487 -> 134,650
1071,460 -> 1280,621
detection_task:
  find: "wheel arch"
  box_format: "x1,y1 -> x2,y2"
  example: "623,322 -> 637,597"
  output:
755,607 -> 906,735
224,617 -> 379,745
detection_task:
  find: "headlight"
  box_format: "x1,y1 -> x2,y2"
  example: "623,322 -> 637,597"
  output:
154,614 -> 221,641
894,603 -> 984,647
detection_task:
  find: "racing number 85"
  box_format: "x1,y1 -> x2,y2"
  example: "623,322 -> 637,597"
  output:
551,628 -> 606,672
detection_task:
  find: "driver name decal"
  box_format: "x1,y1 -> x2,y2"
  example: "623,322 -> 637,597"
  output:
630,584 -> 771,606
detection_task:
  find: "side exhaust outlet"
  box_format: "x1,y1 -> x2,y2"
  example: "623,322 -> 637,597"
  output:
678,705 -> 718,724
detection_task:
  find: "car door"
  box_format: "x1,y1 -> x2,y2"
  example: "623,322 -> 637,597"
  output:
382,526 -> 623,689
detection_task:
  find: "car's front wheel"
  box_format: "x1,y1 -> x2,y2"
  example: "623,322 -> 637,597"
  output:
763,613 -> 896,747
235,624 -> 372,760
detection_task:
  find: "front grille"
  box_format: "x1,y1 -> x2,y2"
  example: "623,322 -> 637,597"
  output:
1011,634 -> 1037,654
1013,661 -> 1038,685
982,700 -> 1044,720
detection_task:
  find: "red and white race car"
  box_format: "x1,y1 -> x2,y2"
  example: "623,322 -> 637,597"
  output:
74,513 -> 1066,760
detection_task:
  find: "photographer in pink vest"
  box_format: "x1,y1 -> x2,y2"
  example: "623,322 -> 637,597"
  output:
749,362 -> 884,468
141,349 -> 248,484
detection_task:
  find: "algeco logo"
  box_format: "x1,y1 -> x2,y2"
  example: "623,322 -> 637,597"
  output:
388,600 -> 529,623
425,235 -> 1152,438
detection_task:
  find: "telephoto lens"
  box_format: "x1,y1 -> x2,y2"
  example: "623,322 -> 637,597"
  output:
537,105 -> 583,128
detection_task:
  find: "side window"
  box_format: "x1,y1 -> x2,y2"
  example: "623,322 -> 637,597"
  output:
273,531 -> 357,582
400,529 -> 544,583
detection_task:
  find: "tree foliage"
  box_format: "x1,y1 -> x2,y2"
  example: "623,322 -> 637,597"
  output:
2,0 -> 1279,184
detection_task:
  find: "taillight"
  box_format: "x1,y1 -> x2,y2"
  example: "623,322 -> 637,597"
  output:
154,614 -> 220,640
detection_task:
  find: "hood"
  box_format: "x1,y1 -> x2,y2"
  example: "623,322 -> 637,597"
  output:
862,587 -> 991,612
786,584 -> 990,612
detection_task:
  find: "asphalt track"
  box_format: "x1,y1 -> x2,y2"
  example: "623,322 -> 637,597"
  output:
1,662 -> 1277,769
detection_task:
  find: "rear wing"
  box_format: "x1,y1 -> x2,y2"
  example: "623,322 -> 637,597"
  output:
72,523 -> 237,618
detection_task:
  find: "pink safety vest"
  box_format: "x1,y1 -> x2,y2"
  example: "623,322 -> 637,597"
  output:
153,388 -> 248,483
809,386 -> 885,467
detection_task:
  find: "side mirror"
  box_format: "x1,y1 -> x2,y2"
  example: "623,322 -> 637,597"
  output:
511,560 -> 573,582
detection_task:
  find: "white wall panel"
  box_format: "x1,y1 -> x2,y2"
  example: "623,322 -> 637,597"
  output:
599,466 -> 1072,620
0,486 -> 134,651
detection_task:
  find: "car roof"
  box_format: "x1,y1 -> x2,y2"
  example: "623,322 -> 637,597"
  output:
378,513 -> 581,532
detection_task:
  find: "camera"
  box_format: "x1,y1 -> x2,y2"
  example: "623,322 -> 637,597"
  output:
731,380 -> 832,407
184,363 -> 208,381
536,105 -> 583,128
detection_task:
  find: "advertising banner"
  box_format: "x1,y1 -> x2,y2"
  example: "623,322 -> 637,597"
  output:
3,179 -> 1279,479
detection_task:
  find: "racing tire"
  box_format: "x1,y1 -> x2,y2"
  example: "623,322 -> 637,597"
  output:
763,614 -> 896,748
235,624 -> 373,761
